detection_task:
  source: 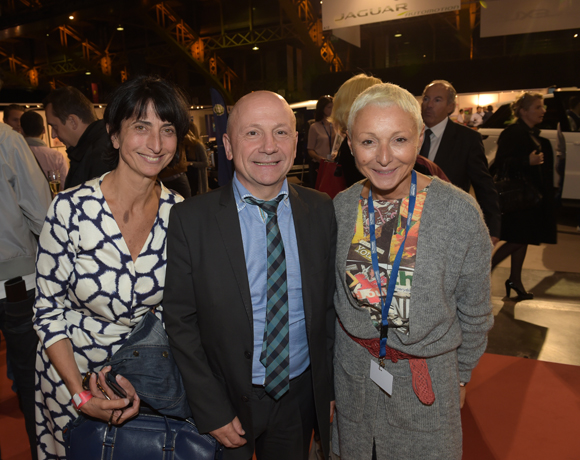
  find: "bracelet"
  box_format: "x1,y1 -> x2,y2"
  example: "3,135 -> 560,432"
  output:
72,390 -> 93,410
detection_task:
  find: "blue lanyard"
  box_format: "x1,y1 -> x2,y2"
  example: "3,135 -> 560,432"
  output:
367,170 -> 417,358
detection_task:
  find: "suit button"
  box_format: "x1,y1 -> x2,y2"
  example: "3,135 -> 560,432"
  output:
241,395 -> 249,402
244,351 -> 251,359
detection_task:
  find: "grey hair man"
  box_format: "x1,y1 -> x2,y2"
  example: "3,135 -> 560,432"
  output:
420,79 -> 501,243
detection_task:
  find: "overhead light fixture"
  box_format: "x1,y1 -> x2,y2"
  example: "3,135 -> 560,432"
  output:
252,46 -> 259,51
575,33 -> 578,38
394,33 -> 402,37
85,71 -> 91,75
69,15 -> 74,20
25,105 -> 30,108
117,25 -> 124,31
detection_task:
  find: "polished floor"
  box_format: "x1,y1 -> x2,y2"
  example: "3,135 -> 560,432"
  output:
489,205 -> 580,366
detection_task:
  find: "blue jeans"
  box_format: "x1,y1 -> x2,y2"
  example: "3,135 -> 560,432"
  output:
0,289 -> 38,460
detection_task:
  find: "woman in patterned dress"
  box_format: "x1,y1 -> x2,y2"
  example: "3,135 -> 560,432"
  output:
33,75 -> 190,459
331,83 -> 493,459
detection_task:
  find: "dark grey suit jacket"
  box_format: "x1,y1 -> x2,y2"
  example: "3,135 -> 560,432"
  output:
432,118 -> 501,238
163,181 -> 336,460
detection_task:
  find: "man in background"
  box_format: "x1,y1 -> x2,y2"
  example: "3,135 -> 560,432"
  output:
0,73 -> 51,460
470,105 -> 484,127
21,110 -> 69,190
482,105 -> 494,124
420,80 -> 501,243
3,104 -> 25,134
43,87 -> 112,189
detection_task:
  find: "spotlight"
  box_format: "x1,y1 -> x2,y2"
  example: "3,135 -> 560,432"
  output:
69,15 -> 74,20
117,25 -> 124,31
252,46 -> 259,51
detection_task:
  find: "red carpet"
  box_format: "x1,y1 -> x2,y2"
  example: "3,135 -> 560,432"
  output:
1,348 -> 578,460
462,353 -> 580,460
0,336 -> 32,460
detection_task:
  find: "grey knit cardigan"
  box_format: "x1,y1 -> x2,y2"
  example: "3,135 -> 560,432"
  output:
332,177 -> 494,383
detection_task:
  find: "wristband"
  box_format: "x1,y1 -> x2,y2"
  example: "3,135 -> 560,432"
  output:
72,390 -> 93,410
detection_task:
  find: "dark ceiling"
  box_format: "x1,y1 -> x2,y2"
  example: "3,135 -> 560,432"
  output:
1,0 -> 578,105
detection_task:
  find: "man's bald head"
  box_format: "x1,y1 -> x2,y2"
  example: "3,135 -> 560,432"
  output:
227,91 -> 296,136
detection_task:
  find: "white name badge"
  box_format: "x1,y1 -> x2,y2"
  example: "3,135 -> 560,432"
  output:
370,360 -> 393,395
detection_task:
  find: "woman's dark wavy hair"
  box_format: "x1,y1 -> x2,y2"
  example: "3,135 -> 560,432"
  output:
314,95 -> 333,122
103,75 -> 190,168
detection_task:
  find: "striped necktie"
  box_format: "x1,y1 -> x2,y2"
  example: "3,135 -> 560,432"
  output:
244,195 -> 290,400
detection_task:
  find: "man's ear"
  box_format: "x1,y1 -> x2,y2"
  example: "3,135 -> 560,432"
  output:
68,114 -> 80,130
223,133 -> 233,160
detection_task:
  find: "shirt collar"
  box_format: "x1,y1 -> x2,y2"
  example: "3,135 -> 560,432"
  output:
232,172 -> 290,213
25,137 -> 47,147
427,116 -> 449,138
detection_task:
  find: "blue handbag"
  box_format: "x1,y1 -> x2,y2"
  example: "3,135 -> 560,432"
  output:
64,412 -> 223,460
63,311 -> 223,459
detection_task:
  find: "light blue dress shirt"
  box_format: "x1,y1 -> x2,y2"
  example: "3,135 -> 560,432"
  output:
232,173 -> 310,385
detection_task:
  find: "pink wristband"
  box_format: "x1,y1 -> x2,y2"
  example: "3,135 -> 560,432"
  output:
72,390 -> 93,410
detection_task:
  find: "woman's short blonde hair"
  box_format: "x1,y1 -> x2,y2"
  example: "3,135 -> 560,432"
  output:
511,92 -> 543,119
330,74 -> 382,133
347,82 -> 423,137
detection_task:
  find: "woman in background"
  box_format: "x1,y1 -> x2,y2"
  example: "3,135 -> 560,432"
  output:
331,74 -> 382,188
490,92 -> 557,299
307,95 -> 335,188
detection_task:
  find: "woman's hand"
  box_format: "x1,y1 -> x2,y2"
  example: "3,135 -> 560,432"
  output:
459,385 -> 466,409
529,150 -> 544,165
81,366 -> 140,425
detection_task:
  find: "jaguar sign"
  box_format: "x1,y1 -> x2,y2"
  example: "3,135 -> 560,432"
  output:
322,0 -> 460,30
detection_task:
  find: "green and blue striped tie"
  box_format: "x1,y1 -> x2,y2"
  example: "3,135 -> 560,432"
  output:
245,195 -> 290,400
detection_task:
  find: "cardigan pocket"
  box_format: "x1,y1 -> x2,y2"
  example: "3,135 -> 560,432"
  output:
334,358 -> 366,422
384,367 -> 441,432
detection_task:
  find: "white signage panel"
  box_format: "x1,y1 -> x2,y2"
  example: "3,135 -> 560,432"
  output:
322,0 -> 460,31
481,0 -> 580,38
332,26 -> 361,47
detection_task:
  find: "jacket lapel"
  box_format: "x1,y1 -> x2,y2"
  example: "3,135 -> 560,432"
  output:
215,182 -> 254,323
434,117 -> 456,168
288,185 -> 313,332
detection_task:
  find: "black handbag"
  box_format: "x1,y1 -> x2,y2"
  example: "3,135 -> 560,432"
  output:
494,174 -> 542,215
63,312 -> 223,459
64,412 -> 223,460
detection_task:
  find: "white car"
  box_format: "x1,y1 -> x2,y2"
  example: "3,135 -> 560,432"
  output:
479,89 -> 580,201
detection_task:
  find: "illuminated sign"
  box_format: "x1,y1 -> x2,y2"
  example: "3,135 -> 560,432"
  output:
322,0 -> 460,31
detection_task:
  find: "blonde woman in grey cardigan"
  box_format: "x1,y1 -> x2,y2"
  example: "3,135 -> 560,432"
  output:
331,83 -> 493,459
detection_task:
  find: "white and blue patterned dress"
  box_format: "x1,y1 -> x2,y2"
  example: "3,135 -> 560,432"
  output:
33,173 -> 183,459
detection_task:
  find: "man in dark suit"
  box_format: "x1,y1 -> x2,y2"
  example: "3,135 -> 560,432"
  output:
43,86 -> 112,189
163,91 -> 336,460
420,80 -> 500,242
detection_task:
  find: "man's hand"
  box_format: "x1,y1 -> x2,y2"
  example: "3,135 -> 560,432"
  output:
210,417 -> 247,448
529,150 -> 544,166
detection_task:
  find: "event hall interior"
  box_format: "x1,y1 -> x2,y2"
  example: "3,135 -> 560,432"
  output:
0,1 -> 579,459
